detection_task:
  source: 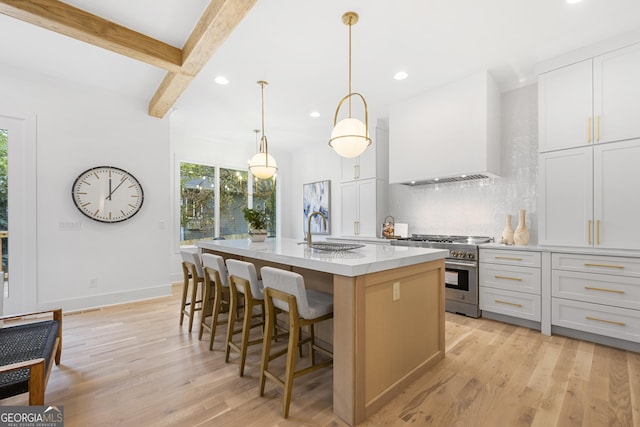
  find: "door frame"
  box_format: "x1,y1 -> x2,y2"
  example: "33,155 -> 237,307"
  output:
0,112 -> 37,314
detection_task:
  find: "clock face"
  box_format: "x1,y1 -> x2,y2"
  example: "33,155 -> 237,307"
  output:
72,166 -> 144,223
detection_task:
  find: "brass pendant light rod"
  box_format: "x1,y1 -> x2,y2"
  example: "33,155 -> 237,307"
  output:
342,12 -> 358,117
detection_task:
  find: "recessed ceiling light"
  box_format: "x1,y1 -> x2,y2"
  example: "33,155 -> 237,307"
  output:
214,76 -> 229,85
394,71 -> 409,80
310,111 -> 320,118
566,0 -> 582,4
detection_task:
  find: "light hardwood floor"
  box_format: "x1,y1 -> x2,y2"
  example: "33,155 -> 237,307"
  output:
3,285 -> 639,427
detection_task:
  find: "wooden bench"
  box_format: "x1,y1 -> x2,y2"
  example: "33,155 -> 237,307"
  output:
0,308 -> 62,405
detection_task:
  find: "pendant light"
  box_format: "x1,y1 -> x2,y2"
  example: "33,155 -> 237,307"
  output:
329,11 -> 371,158
249,80 -> 277,179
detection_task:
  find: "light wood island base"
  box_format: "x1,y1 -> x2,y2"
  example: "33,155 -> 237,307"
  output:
333,260 -> 445,425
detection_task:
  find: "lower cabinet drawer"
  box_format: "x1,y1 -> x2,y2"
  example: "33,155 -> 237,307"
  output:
552,270 -> 640,311
480,263 -> 540,295
552,298 -> 640,343
480,287 -> 541,322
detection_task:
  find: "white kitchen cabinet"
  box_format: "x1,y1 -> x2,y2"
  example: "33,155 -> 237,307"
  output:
539,139 -> 640,250
538,147 -> 593,247
340,179 -> 384,238
479,248 -> 542,326
552,252 -> 640,346
594,43 -> 640,144
538,59 -> 593,152
538,42 -> 640,153
341,126 -> 389,182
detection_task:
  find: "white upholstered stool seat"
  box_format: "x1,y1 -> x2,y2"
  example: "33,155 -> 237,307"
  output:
259,266 -> 334,418
199,253 -> 231,350
179,250 -> 205,333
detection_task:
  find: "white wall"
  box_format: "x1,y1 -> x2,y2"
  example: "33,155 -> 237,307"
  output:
0,64 -> 172,313
388,84 -> 539,242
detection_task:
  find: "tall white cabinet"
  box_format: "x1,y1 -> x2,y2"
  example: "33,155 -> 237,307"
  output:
340,126 -> 388,238
538,42 -> 640,250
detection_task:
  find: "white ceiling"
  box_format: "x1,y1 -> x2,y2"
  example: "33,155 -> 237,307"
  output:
2,0 -> 640,152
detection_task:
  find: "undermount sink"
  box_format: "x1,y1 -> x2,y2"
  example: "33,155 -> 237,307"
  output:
309,242 -> 365,252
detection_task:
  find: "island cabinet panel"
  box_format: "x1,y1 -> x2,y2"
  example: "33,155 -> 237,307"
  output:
333,260 -> 445,424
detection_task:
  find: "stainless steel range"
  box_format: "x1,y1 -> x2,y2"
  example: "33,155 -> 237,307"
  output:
390,234 -> 493,318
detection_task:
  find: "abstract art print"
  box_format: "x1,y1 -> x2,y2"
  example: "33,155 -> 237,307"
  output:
303,180 -> 330,234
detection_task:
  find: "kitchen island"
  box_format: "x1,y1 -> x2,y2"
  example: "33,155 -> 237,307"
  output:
198,238 -> 447,425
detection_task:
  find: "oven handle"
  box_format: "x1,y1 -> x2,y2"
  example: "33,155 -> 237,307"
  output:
445,261 -> 477,269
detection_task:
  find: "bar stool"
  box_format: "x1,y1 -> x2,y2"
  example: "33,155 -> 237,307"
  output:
180,250 -> 205,333
225,259 -> 267,376
259,266 -> 333,418
200,253 -> 231,350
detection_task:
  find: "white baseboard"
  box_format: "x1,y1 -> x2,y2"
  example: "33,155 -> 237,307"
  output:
36,284 -> 173,313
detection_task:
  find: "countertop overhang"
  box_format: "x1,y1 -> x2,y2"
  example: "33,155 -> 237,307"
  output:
197,238 -> 448,277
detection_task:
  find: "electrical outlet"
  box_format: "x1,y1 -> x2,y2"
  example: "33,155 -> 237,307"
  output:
89,278 -> 97,288
392,282 -> 400,301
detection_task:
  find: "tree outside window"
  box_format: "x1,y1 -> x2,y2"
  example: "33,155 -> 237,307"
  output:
180,163 -> 215,244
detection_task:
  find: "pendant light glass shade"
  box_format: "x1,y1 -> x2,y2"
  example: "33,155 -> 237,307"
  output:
329,11 -> 371,158
249,81 -> 277,179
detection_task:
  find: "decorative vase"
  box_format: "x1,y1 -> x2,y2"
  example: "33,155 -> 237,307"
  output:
514,209 -> 530,246
501,214 -> 514,245
248,230 -> 267,242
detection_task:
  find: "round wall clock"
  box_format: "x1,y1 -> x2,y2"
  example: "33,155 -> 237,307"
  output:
72,166 -> 144,223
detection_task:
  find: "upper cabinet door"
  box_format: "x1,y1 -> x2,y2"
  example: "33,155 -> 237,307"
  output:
538,60 -> 593,153
594,43 -> 640,144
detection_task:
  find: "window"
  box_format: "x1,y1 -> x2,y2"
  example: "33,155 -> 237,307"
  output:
179,162 -> 276,244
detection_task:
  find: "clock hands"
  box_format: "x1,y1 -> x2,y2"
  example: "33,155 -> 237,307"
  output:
105,177 -> 126,201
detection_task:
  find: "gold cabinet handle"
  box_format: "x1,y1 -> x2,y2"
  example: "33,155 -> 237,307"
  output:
495,299 -> 523,307
495,275 -> 523,281
588,116 -> 592,143
588,220 -> 591,245
585,316 -> 625,327
495,256 -> 523,261
584,286 -> 625,294
596,220 -> 600,245
596,115 -> 600,141
584,263 -> 624,269
353,164 -> 357,179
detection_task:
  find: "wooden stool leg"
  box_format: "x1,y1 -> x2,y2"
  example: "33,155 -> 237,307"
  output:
209,288 -> 222,350
225,285 -> 238,363
283,316 -> 300,418
188,280 -> 198,333
259,298 -> 275,396
179,268 -> 189,326
238,297 -> 255,377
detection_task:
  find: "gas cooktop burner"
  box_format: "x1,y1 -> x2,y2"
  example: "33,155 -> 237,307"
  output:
408,234 -> 492,244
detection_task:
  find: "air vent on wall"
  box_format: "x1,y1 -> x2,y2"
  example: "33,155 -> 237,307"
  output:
402,174 -> 492,186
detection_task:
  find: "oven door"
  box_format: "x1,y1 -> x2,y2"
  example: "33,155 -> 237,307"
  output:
444,260 -> 478,305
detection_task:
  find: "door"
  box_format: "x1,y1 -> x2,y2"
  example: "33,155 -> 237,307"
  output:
538,59 -> 593,152
538,147 -> 593,247
594,139 -> 640,249
0,114 -> 37,315
594,43 -> 640,144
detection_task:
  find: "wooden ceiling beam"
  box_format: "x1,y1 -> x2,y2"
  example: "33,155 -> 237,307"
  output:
0,0 -> 182,72
148,0 -> 257,118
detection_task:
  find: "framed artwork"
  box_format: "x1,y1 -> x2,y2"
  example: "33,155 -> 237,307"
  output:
303,180 -> 330,235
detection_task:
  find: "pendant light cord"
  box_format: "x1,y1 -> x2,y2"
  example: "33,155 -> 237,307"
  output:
348,18 -> 352,117
260,81 -> 266,153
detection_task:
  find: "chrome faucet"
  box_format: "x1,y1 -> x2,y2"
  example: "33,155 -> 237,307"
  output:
307,211 -> 327,247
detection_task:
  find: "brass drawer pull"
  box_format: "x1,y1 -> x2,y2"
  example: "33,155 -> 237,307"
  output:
495,256 -> 523,261
584,286 -> 625,294
585,316 -> 625,327
584,263 -> 624,269
495,275 -> 523,281
495,299 -> 523,307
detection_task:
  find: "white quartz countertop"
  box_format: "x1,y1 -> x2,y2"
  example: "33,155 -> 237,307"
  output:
197,238 -> 448,277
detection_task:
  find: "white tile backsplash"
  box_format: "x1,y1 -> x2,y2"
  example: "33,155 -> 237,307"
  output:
388,84 -> 538,242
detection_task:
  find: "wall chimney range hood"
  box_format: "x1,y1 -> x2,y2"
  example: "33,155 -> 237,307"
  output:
388,71 -> 501,186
